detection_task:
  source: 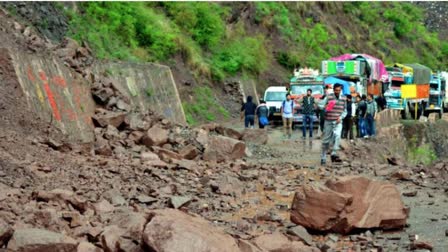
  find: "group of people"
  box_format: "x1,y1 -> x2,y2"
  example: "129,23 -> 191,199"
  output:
241,83 -> 386,165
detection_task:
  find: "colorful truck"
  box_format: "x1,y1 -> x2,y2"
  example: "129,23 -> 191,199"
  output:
321,54 -> 389,97
289,68 -> 324,126
384,65 -> 410,118
424,72 -> 446,118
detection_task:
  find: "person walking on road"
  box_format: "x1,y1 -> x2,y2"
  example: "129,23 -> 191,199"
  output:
241,96 -> 257,129
281,93 -> 295,139
255,100 -> 269,129
299,89 -> 316,139
319,85 -> 331,138
319,83 -> 347,165
365,94 -> 378,138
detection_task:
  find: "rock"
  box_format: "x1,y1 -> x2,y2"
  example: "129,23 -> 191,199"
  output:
103,125 -> 120,140
100,225 -> 125,252
170,196 -> 192,209
7,228 -> 77,251
143,209 -> 240,252
403,191 -> 418,197
136,195 -> 157,204
216,126 -> 243,140
253,232 -> 319,252
203,135 -> 246,162
109,210 -> 147,240
140,151 -> 160,162
179,144 -> 200,160
34,189 -> 88,212
103,190 -> 127,207
92,111 -> 127,128
387,157 -> 403,166
152,147 -> 182,161
287,225 -> 313,246
77,241 -> 103,252
391,170 -> 412,181
141,125 -> 169,147
290,176 -> 409,234
93,199 -> 115,214
411,241 -> 433,250
241,129 -> 268,144
0,219 -> 13,247
128,131 -> 145,143
196,129 -> 209,147
94,137 -> 113,156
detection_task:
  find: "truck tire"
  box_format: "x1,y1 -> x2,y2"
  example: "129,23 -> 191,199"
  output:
401,105 -> 411,119
438,110 -> 442,120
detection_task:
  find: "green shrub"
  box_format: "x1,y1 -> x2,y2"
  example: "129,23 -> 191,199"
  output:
211,35 -> 269,78
407,136 -> 437,165
183,86 -> 229,125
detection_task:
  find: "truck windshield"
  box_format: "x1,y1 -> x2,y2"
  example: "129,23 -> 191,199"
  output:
265,91 -> 287,101
290,85 -> 323,95
430,83 -> 438,90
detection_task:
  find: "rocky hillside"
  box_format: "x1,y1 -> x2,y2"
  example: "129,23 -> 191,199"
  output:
1,2 -> 447,125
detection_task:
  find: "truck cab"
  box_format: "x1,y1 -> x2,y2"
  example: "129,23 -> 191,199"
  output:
384,66 -> 410,118
289,68 -> 323,125
424,73 -> 445,118
263,86 -> 288,122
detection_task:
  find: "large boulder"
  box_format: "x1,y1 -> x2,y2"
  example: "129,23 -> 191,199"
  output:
7,228 -> 77,252
290,176 -> 409,234
203,135 -> 246,162
241,129 -> 268,145
216,126 -> 243,140
141,125 -> 169,147
143,209 -> 240,252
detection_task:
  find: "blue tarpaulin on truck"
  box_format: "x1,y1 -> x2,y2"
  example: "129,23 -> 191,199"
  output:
324,76 -> 351,95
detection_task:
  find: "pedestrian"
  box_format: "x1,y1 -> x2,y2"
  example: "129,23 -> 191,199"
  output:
255,100 -> 269,129
342,95 -> 355,140
298,89 -> 316,139
375,93 -> 387,112
241,96 -> 257,129
365,94 -> 378,138
319,85 -> 331,138
357,94 -> 367,138
281,93 -> 295,139
354,95 -> 361,138
319,83 -> 347,165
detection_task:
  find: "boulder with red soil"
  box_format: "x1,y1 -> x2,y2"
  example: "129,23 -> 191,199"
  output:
290,176 -> 409,234
242,129 -> 268,145
141,124 -> 169,147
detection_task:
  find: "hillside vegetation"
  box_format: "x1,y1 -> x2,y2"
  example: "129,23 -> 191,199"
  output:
43,2 -> 448,123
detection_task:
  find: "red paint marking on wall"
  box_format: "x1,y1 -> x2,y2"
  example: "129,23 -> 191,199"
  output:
39,71 -> 47,81
51,76 -> 67,88
40,71 -> 61,121
27,67 -> 35,81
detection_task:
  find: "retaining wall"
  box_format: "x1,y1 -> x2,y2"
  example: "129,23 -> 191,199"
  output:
93,61 -> 186,125
8,49 -> 95,143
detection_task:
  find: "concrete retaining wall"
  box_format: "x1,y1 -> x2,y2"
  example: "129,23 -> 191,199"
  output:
376,109 -> 401,128
93,61 -> 186,125
8,49 -> 95,143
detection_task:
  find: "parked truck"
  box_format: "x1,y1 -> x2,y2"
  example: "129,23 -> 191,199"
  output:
424,72 -> 446,119
321,54 -> 389,98
384,65 -> 410,119
289,68 -> 323,126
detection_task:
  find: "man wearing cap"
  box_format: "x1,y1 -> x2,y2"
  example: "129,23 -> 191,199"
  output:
318,83 -> 347,165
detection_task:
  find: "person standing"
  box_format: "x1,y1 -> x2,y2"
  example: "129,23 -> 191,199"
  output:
375,93 -> 387,112
342,95 -> 355,140
299,89 -> 316,139
241,96 -> 257,129
281,93 -> 295,139
365,94 -> 378,138
319,83 -> 347,165
357,94 -> 367,138
255,100 -> 269,129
